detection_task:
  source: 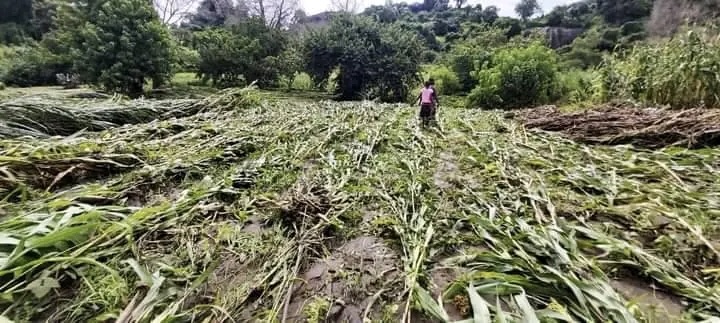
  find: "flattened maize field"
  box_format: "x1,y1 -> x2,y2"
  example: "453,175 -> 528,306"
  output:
2,89 -> 720,322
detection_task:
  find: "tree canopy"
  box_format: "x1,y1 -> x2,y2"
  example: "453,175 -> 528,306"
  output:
56,0 -> 174,95
303,15 -> 422,102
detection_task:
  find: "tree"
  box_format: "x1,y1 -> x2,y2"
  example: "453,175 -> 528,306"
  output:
195,18 -> 288,87
59,0 -> 174,96
303,15 -> 423,102
247,0 -> 299,28
153,0 -> 198,24
482,6 -> 499,24
596,0 -> 652,25
515,0 -> 540,22
331,0 -> 363,13
292,9 -> 307,24
185,0 -> 248,28
455,0 -> 467,9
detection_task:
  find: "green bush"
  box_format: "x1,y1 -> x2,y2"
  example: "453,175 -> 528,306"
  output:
0,45 -> 70,87
467,42 -> 562,109
598,28 -> 720,108
279,72 -> 314,90
422,65 -> 461,95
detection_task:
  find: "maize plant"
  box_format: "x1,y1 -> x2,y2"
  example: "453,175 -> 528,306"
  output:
0,88 -> 720,323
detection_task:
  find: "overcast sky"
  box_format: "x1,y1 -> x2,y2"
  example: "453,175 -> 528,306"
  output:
300,0 -> 578,16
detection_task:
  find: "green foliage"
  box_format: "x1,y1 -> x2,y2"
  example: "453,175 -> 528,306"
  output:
598,28 -> 720,108
596,0 -> 653,25
0,23 -> 29,44
423,65 -> 461,95
173,45 -> 200,72
279,72 -> 314,90
467,42 -> 562,109
446,27 -> 505,92
559,69 -> 597,104
54,0 -> 173,96
545,2 -> 593,28
195,19 -> 288,88
0,44 -> 69,87
303,15 -> 422,102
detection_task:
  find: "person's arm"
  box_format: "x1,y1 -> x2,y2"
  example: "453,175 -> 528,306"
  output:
433,90 -> 440,107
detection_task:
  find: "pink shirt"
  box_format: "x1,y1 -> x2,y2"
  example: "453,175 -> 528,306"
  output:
421,88 -> 434,104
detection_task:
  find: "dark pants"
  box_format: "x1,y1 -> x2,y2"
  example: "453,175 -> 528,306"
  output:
420,104 -> 436,126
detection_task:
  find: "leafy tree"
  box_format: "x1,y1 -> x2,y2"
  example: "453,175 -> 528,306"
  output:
303,15 -> 423,102
195,18 -> 288,87
57,0 -> 174,96
596,0 -> 652,25
482,6 -> 499,24
185,0 -> 248,28
515,0 -> 541,22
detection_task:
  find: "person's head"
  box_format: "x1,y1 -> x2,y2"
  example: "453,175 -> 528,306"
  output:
424,81 -> 431,88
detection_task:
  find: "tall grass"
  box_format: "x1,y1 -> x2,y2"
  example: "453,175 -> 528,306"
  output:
599,27 -> 720,108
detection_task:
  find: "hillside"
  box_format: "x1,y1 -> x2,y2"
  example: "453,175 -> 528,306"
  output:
649,0 -> 720,36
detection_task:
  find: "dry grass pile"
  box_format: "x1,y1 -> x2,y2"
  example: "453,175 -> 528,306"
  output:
521,104 -> 720,148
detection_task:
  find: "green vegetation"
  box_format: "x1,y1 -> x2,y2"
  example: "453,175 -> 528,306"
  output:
195,18 -> 289,88
57,0 -> 174,96
599,28 -> 720,108
467,42 -> 562,109
3,89 -> 720,321
3,1 -> 720,321
303,15 -> 422,102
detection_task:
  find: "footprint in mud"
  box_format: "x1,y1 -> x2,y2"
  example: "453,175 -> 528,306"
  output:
286,236 -> 402,323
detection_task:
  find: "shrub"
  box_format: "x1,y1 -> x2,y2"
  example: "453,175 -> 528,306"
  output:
598,28 -> 720,108
467,42 -> 562,109
423,65 -> 461,95
279,72 -> 314,90
0,45 -> 70,87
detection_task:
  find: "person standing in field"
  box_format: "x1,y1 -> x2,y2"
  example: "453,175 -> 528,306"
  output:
417,81 -> 440,127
